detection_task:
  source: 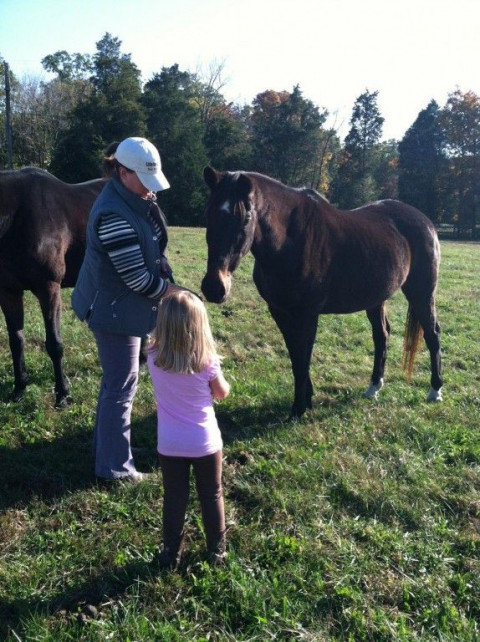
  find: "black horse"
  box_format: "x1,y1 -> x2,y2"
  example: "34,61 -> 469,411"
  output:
201,167 -> 443,417
0,167 -> 106,406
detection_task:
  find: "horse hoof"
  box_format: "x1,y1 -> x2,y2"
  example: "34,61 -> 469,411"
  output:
9,388 -> 26,402
426,387 -> 442,402
363,379 -> 384,400
55,394 -> 73,409
290,405 -> 306,419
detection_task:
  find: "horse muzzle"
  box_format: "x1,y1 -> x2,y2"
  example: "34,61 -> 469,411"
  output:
201,269 -> 232,304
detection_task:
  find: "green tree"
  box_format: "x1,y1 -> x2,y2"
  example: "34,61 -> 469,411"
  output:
373,140 -> 399,200
10,76 -> 56,168
440,89 -> 480,237
41,50 -> 93,81
0,57 -> 18,168
190,60 -> 252,170
0,59 -> 77,169
142,65 -> 209,226
310,126 -> 342,196
398,100 -> 445,222
203,102 -> 253,170
332,89 -> 384,207
250,85 -> 328,186
0,51 -> 96,170
10,66 -> 95,170
49,33 -> 145,182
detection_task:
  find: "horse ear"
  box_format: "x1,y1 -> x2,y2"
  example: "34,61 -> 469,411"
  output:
204,166 -> 222,191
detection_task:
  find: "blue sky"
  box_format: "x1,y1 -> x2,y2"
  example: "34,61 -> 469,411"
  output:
1,0 -> 479,141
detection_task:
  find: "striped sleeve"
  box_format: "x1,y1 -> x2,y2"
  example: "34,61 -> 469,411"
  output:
97,213 -> 167,298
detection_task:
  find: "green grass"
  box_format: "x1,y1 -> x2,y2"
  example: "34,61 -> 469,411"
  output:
0,231 -> 479,641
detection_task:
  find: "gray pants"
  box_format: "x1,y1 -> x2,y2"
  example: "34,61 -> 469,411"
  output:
92,329 -> 141,479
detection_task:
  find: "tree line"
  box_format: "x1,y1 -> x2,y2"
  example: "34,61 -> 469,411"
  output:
1,33 -> 479,236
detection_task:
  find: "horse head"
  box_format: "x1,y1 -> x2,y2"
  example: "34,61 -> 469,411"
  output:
201,167 -> 256,303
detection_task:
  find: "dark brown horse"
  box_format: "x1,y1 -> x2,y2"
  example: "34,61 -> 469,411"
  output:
0,167 -> 106,406
201,167 -> 443,417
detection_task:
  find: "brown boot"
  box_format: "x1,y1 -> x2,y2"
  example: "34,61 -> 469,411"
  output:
206,537 -> 227,566
157,530 -> 185,570
206,549 -> 227,566
156,547 -> 182,570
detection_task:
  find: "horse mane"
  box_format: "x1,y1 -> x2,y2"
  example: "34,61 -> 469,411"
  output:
299,187 -> 330,204
244,171 -> 334,280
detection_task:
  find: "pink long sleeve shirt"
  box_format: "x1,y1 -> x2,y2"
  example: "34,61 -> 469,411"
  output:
147,352 -> 223,457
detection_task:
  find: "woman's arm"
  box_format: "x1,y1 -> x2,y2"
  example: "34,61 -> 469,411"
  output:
97,213 -> 168,298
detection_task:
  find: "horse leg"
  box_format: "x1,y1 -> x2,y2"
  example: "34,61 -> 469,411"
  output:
0,288 -> 28,401
364,303 -> 390,399
406,297 -> 443,401
34,282 -> 71,407
268,304 -> 318,417
425,318 -> 443,401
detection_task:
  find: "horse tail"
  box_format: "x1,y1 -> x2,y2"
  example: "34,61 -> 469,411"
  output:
402,303 -> 424,380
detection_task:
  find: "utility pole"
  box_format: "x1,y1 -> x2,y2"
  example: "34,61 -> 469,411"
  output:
4,61 -> 13,169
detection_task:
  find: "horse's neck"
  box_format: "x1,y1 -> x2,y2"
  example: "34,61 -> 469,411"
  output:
251,187 -> 333,272
252,196 -> 292,256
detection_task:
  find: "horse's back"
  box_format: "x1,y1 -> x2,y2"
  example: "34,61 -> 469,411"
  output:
333,199 -> 439,266
0,167 -> 105,289
353,199 -> 440,271
1,168 -> 67,233
1,167 -> 105,234
326,199 -> 440,305
354,199 -> 437,235
275,193 -> 439,313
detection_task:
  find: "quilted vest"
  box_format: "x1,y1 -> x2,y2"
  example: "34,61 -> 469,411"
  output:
71,177 -> 167,336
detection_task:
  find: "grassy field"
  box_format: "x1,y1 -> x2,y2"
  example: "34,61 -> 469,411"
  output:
0,230 -> 479,641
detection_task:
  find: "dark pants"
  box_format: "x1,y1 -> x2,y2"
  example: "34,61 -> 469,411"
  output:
158,450 -> 225,554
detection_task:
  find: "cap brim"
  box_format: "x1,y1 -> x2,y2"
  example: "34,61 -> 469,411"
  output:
136,170 -> 170,192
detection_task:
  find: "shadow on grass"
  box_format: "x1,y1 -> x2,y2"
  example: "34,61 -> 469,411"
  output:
0,378 -> 381,514
0,414 -> 160,511
216,384 -> 372,445
0,384 -> 376,636
0,553 -> 183,639
0,392 -> 298,513
0,394 -> 297,513
216,400 -> 292,444
0,369 -> 62,407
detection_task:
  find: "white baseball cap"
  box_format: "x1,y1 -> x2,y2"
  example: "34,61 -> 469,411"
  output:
115,137 -> 170,192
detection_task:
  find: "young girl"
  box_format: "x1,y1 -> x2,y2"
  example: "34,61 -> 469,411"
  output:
147,290 -> 230,568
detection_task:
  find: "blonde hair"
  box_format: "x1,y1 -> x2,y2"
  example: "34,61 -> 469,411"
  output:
149,290 -> 218,374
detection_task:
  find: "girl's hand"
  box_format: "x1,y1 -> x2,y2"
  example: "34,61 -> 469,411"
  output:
210,373 -> 230,400
160,256 -> 173,280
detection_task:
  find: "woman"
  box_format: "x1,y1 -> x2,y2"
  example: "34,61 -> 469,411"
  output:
72,137 -> 183,481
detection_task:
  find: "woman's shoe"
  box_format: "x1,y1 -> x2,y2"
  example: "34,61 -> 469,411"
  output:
96,471 -> 152,484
